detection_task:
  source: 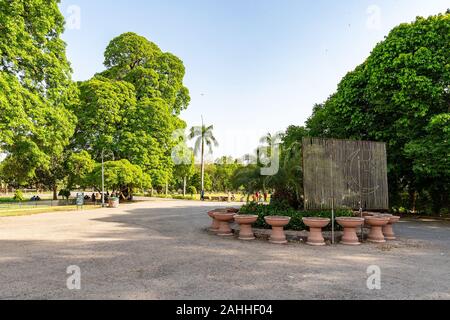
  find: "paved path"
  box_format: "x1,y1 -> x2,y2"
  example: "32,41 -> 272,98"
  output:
0,200 -> 449,300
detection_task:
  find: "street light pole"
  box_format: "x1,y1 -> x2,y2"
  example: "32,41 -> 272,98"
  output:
101,149 -> 105,208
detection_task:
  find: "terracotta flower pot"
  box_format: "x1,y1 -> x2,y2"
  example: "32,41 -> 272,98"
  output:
208,209 -> 226,232
234,215 -> 258,240
264,216 -> 291,244
213,212 -> 236,237
302,218 -> 331,246
364,216 -> 390,243
381,215 -> 400,240
336,217 -> 365,246
226,208 -> 240,213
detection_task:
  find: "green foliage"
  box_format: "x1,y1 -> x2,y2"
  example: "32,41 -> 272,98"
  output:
85,159 -> 152,194
266,126 -> 308,209
13,190 -> 24,202
73,32 -> 191,189
172,135 -> 195,193
189,124 -> 219,192
190,172 -> 212,192
231,165 -> 265,194
187,186 -> 197,195
171,195 -> 195,200
0,0 -> 77,189
66,151 -> 95,188
102,32 -> 190,114
306,12 -> 450,214
239,202 -> 353,231
208,157 -> 241,192
0,0 -> 74,102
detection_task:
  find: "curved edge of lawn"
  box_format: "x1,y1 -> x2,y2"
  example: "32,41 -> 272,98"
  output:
0,205 -> 103,218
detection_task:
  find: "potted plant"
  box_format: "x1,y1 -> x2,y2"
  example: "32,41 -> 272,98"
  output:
213,211 -> 235,236
234,215 -> 258,240
302,217 -> 331,246
364,216 -> 390,243
381,214 -> 401,240
264,216 -> 291,244
207,209 -> 226,232
336,217 -> 365,245
109,197 -> 120,208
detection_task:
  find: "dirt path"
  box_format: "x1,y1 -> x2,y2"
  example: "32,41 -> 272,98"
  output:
0,200 -> 449,300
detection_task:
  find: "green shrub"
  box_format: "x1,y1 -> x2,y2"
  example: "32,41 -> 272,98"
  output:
58,189 -> 71,200
172,195 -> 195,200
188,186 -> 197,196
239,202 -> 353,231
13,190 -> 24,201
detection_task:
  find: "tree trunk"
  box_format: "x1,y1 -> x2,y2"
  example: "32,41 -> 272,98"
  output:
183,176 -> 187,197
52,185 -> 58,201
430,186 -> 443,215
165,181 -> 169,196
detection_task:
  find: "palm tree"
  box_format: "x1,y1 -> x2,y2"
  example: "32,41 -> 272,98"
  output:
259,132 -> 283,146
189,119 -> 218,194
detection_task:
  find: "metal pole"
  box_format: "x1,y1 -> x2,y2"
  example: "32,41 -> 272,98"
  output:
358,153 -> 363,242
101,149 -> 105,208
331,150 -> 335,245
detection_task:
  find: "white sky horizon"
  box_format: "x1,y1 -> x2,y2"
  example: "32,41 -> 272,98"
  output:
59,0 -> 449,161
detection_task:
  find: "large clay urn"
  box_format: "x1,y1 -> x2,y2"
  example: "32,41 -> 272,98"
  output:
302,218 -> 331,246
213,211 -> 236,236
264,216 -> 291,244
364,216 -> 390,243
381,215 -> 400,240
336,217 -> 365,246
208,209 -> 227,232
234,215 -> 258,240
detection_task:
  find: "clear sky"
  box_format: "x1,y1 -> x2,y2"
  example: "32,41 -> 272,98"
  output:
59,0 -> 449,160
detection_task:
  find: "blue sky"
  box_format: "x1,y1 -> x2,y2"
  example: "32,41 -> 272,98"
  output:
60,0 -> 449,160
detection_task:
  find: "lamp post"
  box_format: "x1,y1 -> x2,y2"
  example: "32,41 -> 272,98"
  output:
101,149 -> 114,208
101,149 -> 106,208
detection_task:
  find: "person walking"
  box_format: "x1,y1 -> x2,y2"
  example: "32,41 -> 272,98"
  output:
201,190 -> 205,201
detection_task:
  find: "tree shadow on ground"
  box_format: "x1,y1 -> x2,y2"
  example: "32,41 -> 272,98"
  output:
0,203 -> 449,300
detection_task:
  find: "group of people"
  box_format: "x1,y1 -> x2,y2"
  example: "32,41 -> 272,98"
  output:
90,191 -> 133,202
30,195 -> 41,201
200,190 -> 237,202
252,191 -> 268,203
90,192 -> 111,202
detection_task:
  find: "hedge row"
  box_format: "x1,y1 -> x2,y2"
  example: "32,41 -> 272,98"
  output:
238,202 -> 354,231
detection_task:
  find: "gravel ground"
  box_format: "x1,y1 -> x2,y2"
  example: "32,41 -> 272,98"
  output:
0,199 -> 449,300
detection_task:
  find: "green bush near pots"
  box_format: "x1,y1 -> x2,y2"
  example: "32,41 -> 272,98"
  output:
239,202 -> 353,231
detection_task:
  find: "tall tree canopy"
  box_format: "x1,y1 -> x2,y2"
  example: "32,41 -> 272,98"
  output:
73,32 -> 191,191
0,0 -> 77,188
101,32 -> 190,114
306,12 -> 450,213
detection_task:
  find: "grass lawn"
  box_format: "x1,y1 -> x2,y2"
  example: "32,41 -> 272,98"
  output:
0,204 -> 102,218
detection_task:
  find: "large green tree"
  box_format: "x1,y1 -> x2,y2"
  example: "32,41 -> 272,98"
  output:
85,159 -> 152,197
101,32 -> 190,114
0,0 -> 77,197
73,33 -> 190,192
306,12 -> 450,213
189,123 -> 218,194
